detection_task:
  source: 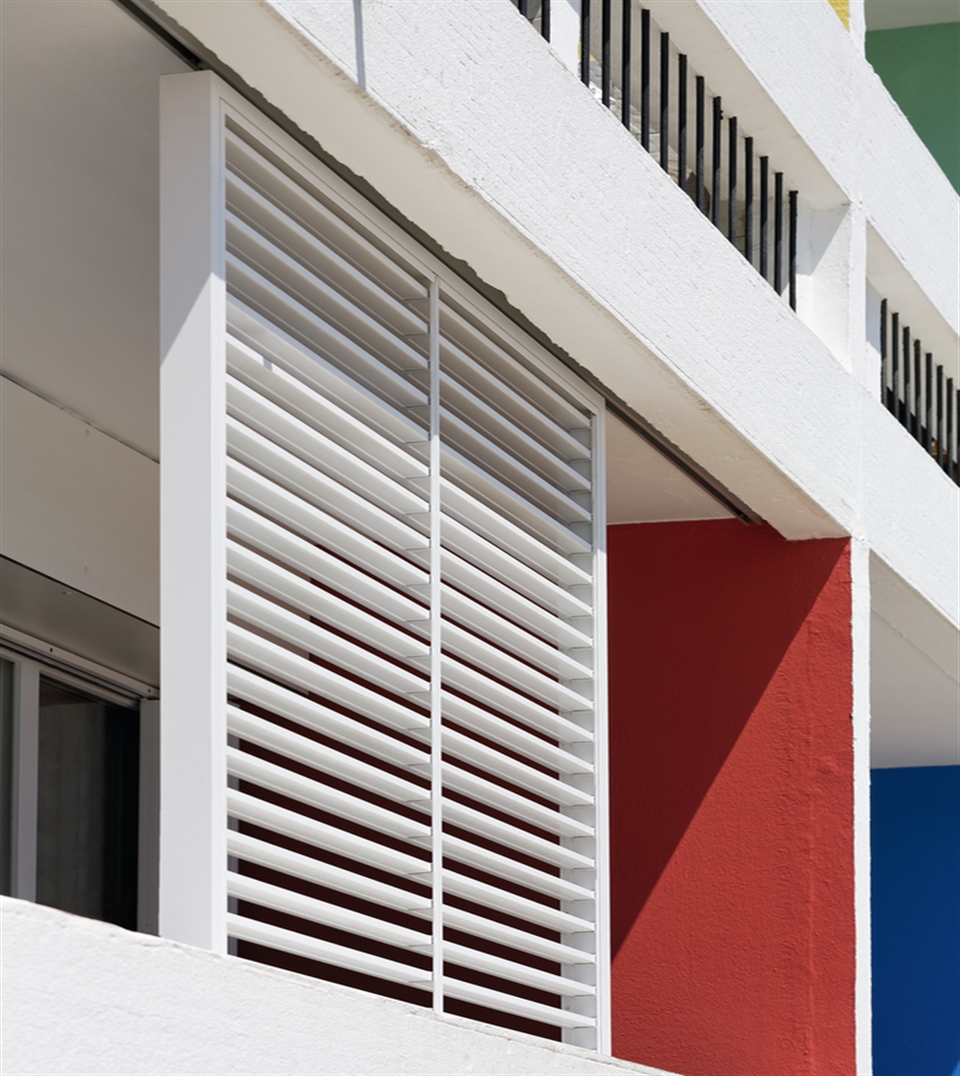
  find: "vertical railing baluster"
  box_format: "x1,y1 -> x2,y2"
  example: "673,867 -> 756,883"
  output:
541,0 -> 551,40
678,54 -> 687,189
641,8 -> 650,150
744,137 -> 753,265
695,76 -> 705,212
519,0 -> 529,16
621,0 -> 631,129
879,300 -> 888,409
924,352 -> 933,453
913,340 -> 922,441
949,378 -> 956,479
936,365 -> 945,467
902,326 -> 911,429
580,0 -> 591,86
660,32 -> 670,171
712,96 -> 722,228
759,156 -> 769,281
891,312 -> 899,418
788,190 -> 798,311
728,116 -> 737,244
774,172 -> 783,295
601,0 -> 611,106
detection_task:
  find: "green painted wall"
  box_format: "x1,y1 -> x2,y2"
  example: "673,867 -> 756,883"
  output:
866,22 -> 960,193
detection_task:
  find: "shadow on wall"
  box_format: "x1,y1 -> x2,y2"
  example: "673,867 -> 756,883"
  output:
608,519 -> 855,1076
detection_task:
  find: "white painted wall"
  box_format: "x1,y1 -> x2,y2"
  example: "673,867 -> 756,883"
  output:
0,378 -> 159,625
0,898 -> 675,1076
148,0 -> 958,633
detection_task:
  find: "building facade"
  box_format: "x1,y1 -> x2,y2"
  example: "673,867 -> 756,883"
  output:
1,1 -> 957,1074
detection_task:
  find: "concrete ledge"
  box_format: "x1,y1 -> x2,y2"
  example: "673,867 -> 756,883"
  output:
0,899 -> 675,1076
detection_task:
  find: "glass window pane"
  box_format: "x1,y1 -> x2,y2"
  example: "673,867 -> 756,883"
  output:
36,678 -> 139,928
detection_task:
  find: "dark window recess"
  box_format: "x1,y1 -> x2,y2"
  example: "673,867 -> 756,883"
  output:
513,0 -> 800,310
36,679 -> 140,928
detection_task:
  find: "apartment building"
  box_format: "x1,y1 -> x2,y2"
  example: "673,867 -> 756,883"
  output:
1,1 -> 957,1074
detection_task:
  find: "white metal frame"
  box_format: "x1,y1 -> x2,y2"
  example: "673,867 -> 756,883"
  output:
1,631 -> 155,924
159,70 -> 609,1052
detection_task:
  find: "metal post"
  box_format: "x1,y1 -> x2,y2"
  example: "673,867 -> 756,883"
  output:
640,8 -> 650,150
621,0 -> 631,128
660,32 -> 670,172
695,76 -> 705,212
711,96 -> 722,228
678,54 -> 687,189
744,136 -> 753,265
759,156 -> 769,280
774,172 -> 783,295
727,116 -> 737,244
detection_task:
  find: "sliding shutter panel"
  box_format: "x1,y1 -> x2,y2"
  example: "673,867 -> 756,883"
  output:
160,72 -> 608,1051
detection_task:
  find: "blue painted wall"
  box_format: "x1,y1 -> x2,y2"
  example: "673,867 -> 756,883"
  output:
872,766 -> 960,1076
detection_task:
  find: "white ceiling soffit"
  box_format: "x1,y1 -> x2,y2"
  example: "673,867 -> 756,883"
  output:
0,0 -> 190,460
866,0 -> 960,30
606,411 -> 733,524
871,612 -> 960,767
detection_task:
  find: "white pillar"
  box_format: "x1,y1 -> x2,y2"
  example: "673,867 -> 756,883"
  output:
159,71 -> 228,953
851,539 -> 873,1076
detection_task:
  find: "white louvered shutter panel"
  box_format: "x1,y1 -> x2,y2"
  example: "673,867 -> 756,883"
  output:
161,77 -> 607,1051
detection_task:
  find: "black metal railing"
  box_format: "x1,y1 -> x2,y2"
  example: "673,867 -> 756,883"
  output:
880,299 -> 959,485
513,0 -> 799,309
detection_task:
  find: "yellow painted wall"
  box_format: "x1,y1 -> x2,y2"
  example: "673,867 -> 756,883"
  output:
829,0 -> 850,29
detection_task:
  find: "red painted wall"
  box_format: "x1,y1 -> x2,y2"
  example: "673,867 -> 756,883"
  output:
608,520 -> 856,1076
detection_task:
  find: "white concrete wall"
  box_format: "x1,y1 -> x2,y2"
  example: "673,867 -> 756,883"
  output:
148,0 -> 958,635
0,898 -> 675,1076
0,378 -> 159,625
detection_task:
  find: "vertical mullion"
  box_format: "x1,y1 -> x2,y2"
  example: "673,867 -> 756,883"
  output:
659,32 -> 670,172
621,0 -> 631,128
695,76 -> 705,212
727,116 -> 737,243
641,8 -> 650,151
429,277 -> 443,1014
678,54 -> 687,189
580,0 -> 591,86
891,312 -> 900,418
11,661 -> 39,903
937,364 -> 945,468
744,137 -> 753,265
879,299 -> 888,408
711,96 -> 721,228
759,156 -> 769,281
773,172 -> 783,295
788,190 -> 798,311
924,353 -> 933,453
601,0 -> 611,107
541,0 -> 551,40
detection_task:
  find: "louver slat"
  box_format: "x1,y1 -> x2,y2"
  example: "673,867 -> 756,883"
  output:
228,831 -> 431,914
227,915 -> 431,989
174,101 -> 609,1046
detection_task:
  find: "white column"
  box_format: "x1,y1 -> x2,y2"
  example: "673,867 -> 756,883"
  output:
159,71 -> 228,952
851,537 -> 873,1076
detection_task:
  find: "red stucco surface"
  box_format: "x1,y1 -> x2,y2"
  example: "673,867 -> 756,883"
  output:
608,520 -> 856,1076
